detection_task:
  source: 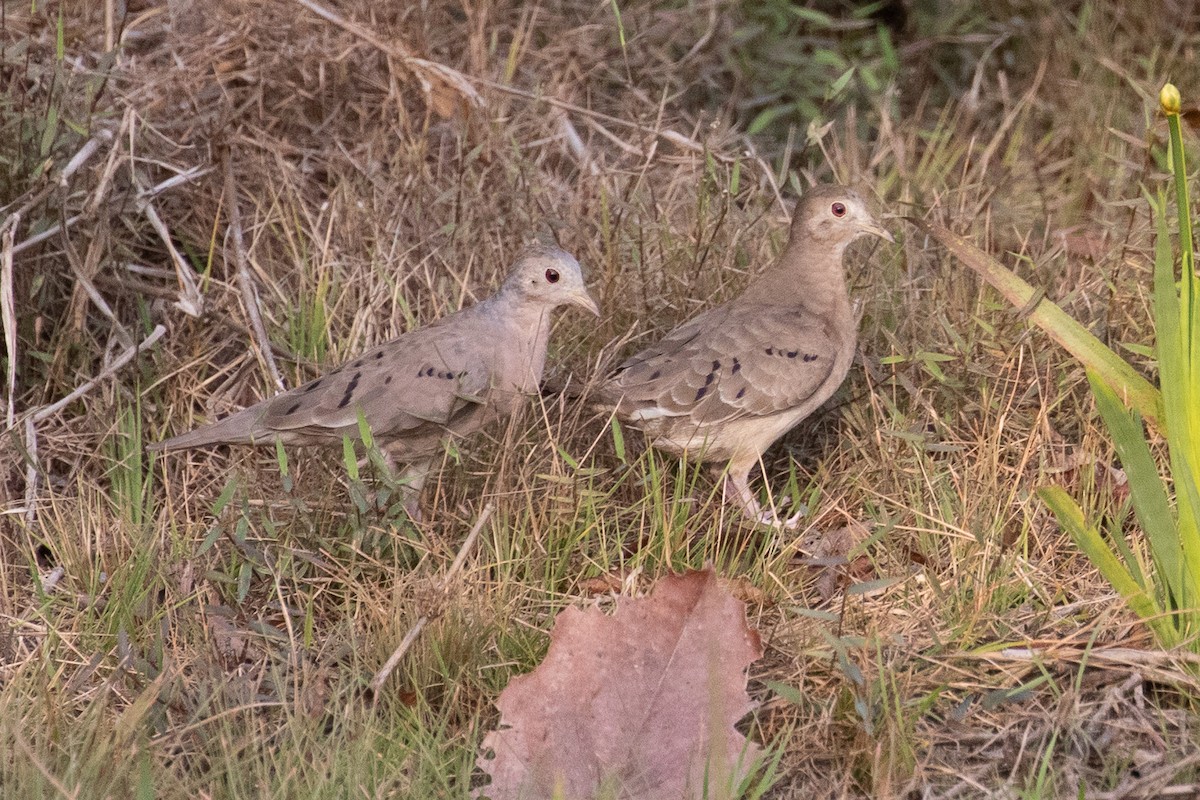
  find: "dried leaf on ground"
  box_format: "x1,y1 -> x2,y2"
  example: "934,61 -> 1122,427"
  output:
797,521 -> 873,603
476,568 -> 763,800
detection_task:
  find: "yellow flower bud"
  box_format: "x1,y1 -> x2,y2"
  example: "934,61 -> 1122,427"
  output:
1161,83 -> 1181,116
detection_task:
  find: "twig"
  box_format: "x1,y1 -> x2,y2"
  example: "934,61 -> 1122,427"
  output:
23,417 -> 37,527
12,215 -> 82,256
1,212 -> 17,428
223,155 -> 285,392
65,239 -> 134,351
370,502 -> 495,693
59,130 -> 112,187
138,165 -> 214,200
135,184 -> 204,317
27,324 -> 167,426
558,113 -> 599,176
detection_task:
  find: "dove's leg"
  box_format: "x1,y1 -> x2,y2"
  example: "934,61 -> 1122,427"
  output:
372,449 -> 431,521
719,464 -> 806,530
394,457 -> 432,522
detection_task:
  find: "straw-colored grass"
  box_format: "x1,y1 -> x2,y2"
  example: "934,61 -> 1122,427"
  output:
3,1 -> 1200,797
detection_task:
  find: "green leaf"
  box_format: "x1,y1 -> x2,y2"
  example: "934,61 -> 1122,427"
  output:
198,523 -> 222,555
342,435 -> 359,481
747,104 -> 794,136
40,105 -> 59,157
827,66 -> 856,100
557,446 -> 579,470
790,7 -> 835,27
274,437 -> 289,478
211,476 -> 239,516
846,576 -> 906,595
610,416 -> 626,464
764,680 -> 809,708
877,26 -> 898,73
236,562 -> 252,604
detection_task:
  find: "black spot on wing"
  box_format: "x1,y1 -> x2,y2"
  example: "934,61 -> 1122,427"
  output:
731,358 -> 741,374
337,371 -> 362,409
736,387 -> 746,399
303,379 -> 323,393
803,353 -> 819,362
385,375 -> 393,385
374,351 -> 384,360
695,386 -> 708,401
285,400 -> 302,415
649,370 -> 662,380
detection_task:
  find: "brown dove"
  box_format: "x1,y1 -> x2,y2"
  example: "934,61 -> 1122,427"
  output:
151,243 -> 600,515
598,185 -> 892,528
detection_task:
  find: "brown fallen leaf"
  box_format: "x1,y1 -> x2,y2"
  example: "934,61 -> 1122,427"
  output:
719,575 -> 773,607
579,571 -> 625,597
476,568 -> 763,800
796,522 -> 873,603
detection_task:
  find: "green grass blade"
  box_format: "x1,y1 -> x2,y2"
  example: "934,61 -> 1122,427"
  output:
1087,371 -> 1184,609
1105,505 -> 1149,592
909,218 -> 1162,427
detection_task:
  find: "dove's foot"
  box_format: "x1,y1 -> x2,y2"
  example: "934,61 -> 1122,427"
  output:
747,495 -> 808,529
720,470 -> 807,529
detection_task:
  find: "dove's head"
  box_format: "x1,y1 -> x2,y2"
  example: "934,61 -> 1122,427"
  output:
790,185 -> 894,248
505,243 -> 600,316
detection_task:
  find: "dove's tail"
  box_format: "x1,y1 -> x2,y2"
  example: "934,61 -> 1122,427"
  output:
147,406 -> 265,451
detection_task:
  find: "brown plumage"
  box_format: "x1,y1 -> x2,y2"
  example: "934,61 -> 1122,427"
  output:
598,185 -> 892,528
151,243 -> 599,515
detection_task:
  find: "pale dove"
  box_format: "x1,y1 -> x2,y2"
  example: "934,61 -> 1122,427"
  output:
598,185 -> 892,528
151,243 -> 600,516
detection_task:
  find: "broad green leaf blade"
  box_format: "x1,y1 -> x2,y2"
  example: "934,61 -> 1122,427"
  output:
909,219 -> 1162,427
1150,192 -> 1200,608
1038,485 -> 1176,646
1087,371 -> 1184,608
1177,452 -> 1200,608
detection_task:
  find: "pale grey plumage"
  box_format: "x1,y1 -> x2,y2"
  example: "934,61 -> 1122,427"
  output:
599,185 -> 892,528
152,243 -> 599,514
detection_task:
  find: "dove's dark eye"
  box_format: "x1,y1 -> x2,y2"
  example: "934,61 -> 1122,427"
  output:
831,202 -> 847,217
545,268 -> 561,284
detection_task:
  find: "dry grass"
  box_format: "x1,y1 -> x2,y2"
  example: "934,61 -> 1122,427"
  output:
3,1 -> 1200,797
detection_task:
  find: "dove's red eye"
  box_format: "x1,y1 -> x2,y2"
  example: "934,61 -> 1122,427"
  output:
545,268 -> 561,283
831,202 -> 847,217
